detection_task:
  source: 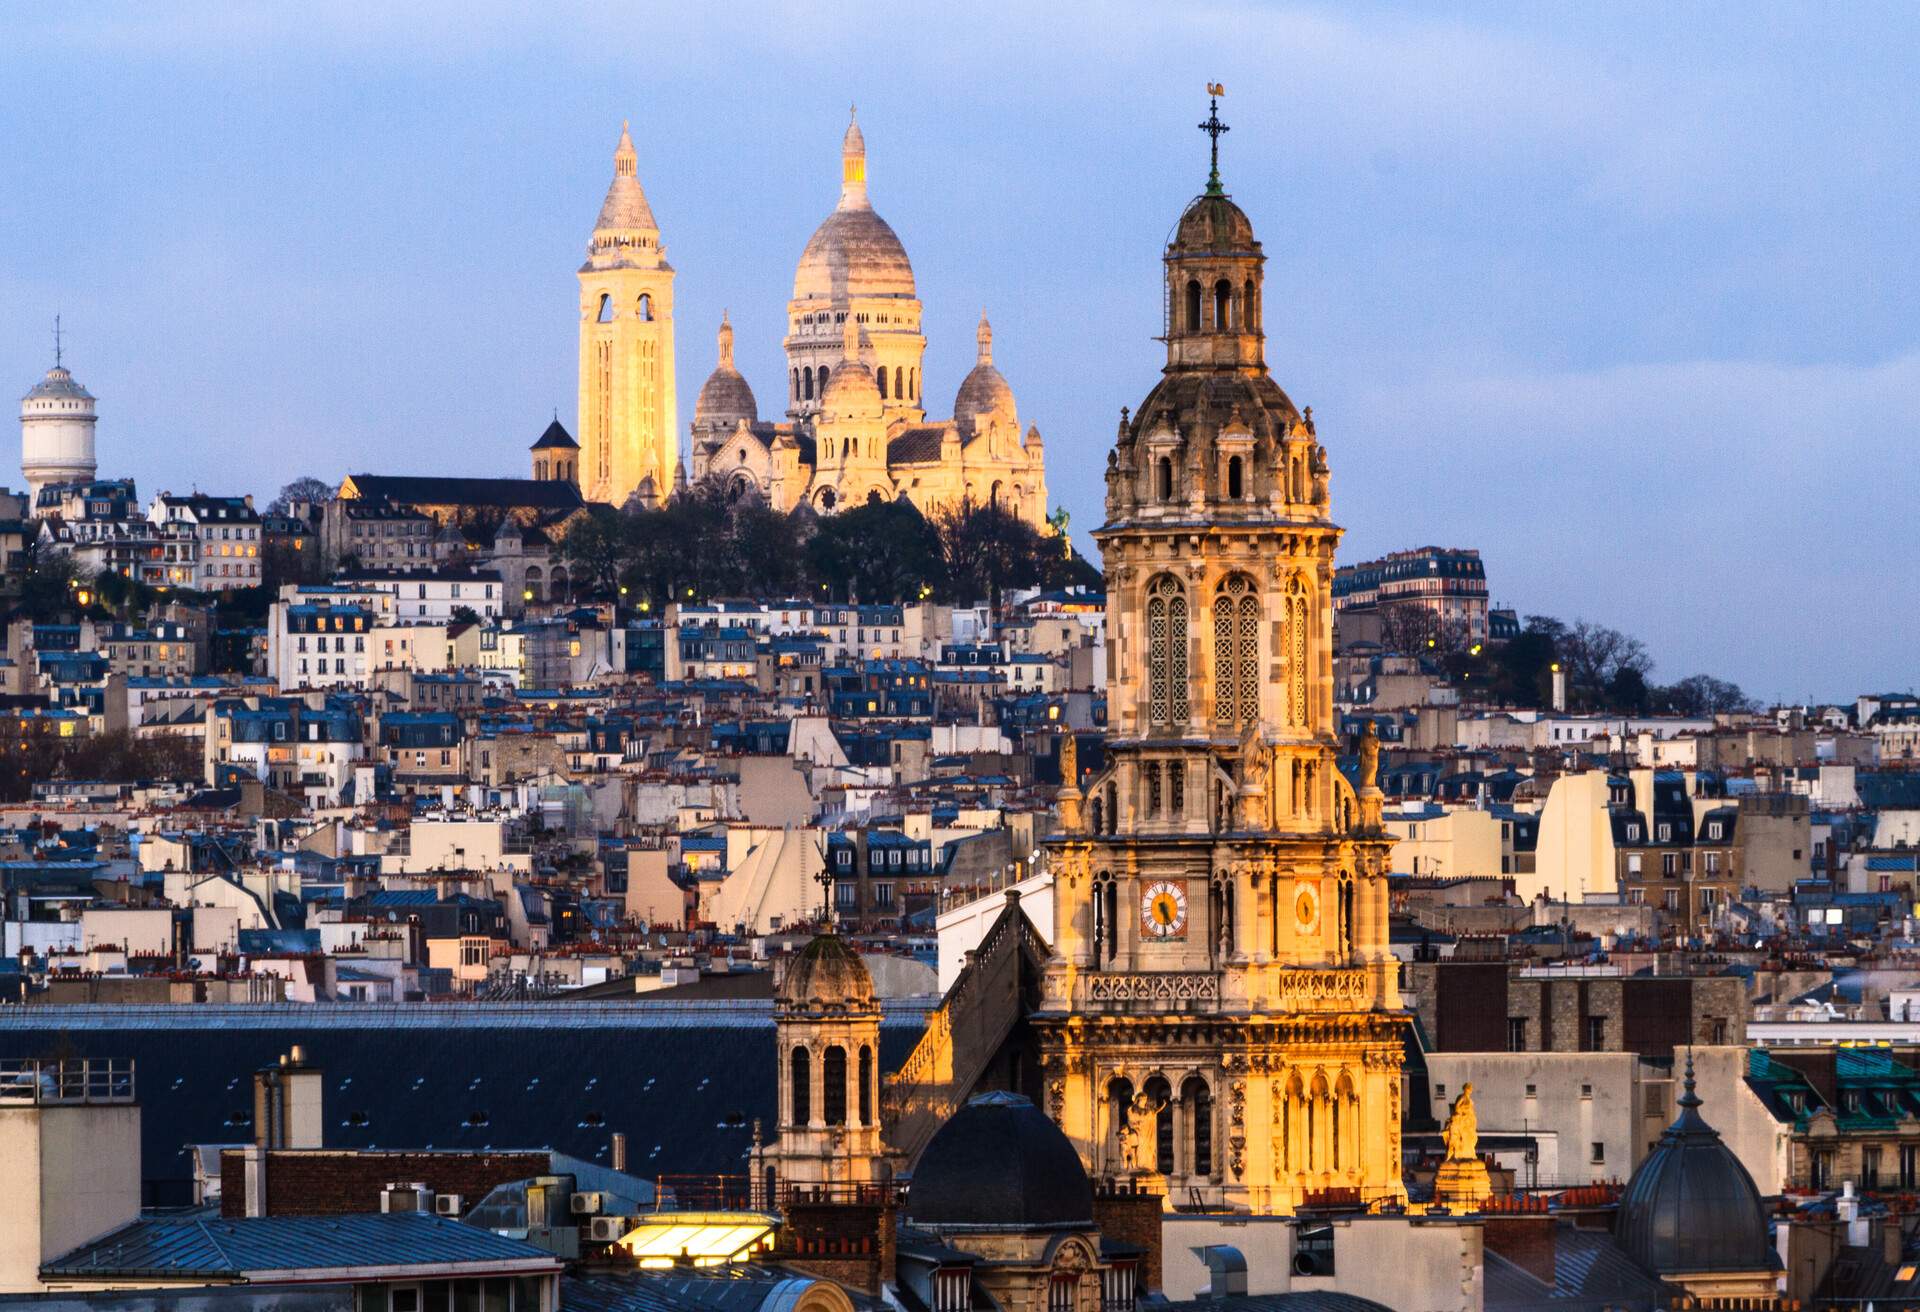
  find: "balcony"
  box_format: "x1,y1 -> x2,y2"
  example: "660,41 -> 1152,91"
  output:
0,1058 -> 135,1105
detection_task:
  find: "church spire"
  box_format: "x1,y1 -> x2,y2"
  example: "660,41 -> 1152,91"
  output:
838,106 -> 869,211
976,311 -> 993,364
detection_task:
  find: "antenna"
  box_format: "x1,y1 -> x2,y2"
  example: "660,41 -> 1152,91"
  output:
53,315 -> 63,368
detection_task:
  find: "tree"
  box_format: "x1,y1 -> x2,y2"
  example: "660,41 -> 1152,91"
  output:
16,541 -> 82,622
559,505 -> 627,596
1662,674 -> 1754,716
806,499 -> 944,603
1558,620 -> 1652,710
266,476 -> 334,516
1488,616 -> 1562,708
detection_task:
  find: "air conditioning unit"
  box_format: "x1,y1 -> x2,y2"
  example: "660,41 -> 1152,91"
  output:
588,1215 -> 628,1244
434,1193 -> 463,1217
381,1183 -> 432,1214
570,1191 -> 606,1216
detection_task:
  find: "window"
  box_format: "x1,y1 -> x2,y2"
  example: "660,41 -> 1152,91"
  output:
1227,454 -> 1243,500
858,1045 -> 873,1125
1156,456 -> 1173,501
789,1047 -> 810,1125
1591,1141 -> 1606,1165
823,1046 -> 847,1125
1581,1083 -> 1593,1099
1525,1083 -> 1538,1098
1213,575 -> 1260,728
1183,1076 -> 1213,1176
1213,279 -> 1232,330
1283,576 -> 1310,728
637,293 -> 653,321
596,294 -> 614,323
1865,1145 -> 1883,1190
1584,1016 -> 1606,1050
1145,575 -> 1189,727
1184,280 -> 1201,332
1506,1018 -> 1527,1051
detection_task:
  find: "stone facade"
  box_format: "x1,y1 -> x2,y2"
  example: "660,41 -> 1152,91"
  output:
577,123 -> 678,506
687,116 -> 1047,526
1035,158 -> 1407,1213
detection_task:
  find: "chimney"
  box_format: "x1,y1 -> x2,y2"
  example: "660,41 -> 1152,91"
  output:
611,1132 -> 628,1173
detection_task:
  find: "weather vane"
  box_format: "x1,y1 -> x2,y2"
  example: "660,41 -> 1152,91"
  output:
1199,82 -> 1229,195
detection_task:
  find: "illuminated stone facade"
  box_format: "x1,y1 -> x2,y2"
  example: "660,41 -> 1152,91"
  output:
1035,145 -> 1408,1213
688,114 -> 1047,526
577,123 -> 679,507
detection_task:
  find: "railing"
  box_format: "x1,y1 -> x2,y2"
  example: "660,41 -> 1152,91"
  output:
0,1058 -> 135,1105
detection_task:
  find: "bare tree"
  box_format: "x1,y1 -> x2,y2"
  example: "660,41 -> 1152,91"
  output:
1558,621 -> 1652,705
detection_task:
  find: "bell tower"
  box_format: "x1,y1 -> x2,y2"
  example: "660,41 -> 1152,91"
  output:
577,121 -> 679,505
1033,91 -> 1405,1215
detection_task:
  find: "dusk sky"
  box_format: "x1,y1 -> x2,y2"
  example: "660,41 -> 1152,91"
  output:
4,3 -> 1917,703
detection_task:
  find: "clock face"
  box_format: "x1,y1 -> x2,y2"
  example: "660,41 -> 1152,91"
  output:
1140,879 -> 1189,940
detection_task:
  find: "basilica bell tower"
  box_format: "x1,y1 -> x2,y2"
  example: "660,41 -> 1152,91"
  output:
1034,94 -> 1406,1214
577,122 -> 679,506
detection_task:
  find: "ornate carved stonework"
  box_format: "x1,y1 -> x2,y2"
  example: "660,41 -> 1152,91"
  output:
1085,972 -> 1221,1003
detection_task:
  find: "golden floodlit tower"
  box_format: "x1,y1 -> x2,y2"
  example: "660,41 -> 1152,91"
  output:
1036,92 -> 1406,1213
578,122 -> 679,506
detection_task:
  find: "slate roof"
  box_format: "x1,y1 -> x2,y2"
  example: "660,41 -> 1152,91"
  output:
566,1266 -> 888,1312
531,420 -> 579,450
1156,1295 -> 1396,1312
42,1212 -> 558,1279
1483,1224 -> 1666,1310
343,475 -> 585,514
887,427 -> 949,465
0,1002 -> 928,1205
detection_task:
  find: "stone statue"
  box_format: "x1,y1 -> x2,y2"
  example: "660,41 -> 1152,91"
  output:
1359,719 -> 1380,792
1059,731 -> 1079,790
1238,726 -> 1269,828
1310,443 -> 1330,503
1121,1088 -> 1166,1173
1441,1082 -> 1478,1162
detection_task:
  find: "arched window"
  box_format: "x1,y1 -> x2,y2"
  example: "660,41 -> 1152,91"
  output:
1145,575 -> 1188,727
877,366 -> 889,400
1214,280 -> 1232,330
790,1046 -> 811,1125
1144,1076 -> 1174,1174
858,1045 -> 874,1125
596,294 -> 614,324
791,369 -> 799,400
804,368 -> 816,400
1227,455 -> 1244,501
991,480 -> 1003,508
1184,280 -> 1202,333
1245,278 -> 1258,331
1103,878 -> 1119,955
1183,1077 -> 1213,1177
637,293 -> 653,321
1105,783 -> 1118,835
823,1045 -> 847,1125
1213,575 -> 1260,728
1156,456 -> 1173,502
1285,576 -> 1310,728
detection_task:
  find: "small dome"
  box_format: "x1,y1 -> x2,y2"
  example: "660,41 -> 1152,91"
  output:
1170,191 -> 1258,254
908,1092 -> 1093,1231
695,315 -> 757,428
23,365 -> 94,406
819,321 -> 883,421
778,933 -> 874,1009
1614,1059 -> 1774,1278
954,313 -> 1015,431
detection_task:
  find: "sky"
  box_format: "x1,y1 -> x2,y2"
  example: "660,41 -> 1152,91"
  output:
3,1 -> 1917,704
